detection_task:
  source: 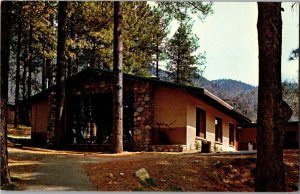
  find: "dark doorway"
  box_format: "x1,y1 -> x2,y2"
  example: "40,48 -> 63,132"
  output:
66,91 -> 134,145
91,93 -> 113,143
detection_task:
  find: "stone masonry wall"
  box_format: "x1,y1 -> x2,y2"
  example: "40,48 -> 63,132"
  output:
46,91 -> 56,147
67,78 -> 155,151
149,144 -> 187,152
133,82 -> 154,151
71,80 -> 114,95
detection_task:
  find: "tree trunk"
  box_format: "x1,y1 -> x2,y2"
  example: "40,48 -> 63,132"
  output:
156,36 -> 159,78
67,57 -> 71,79
22,45 -> 28,100
54,1 -> 68,148
46,59 -> 53,88
27,24 -> 33,98
42,37 -> 46,90
255,2 -> 293,191
42,57 -> 46,90
1,1 -> 12,187
67,20 -> 74,79
111,1 -> 123,153
176,49 -> 180,83
14,20 -> 22,128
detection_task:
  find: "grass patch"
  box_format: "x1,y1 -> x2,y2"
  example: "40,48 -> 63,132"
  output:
10,176 -> 22,182
1,182 -> 17,190
145,178 -> 157,187
1,176 -> 25,190
133,187 -> 145,191
169,184 -> 183,192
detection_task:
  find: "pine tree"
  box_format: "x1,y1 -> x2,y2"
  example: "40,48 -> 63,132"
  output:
166,23 -> 205,85
1,1 -> 12,187
255,2 -> 292,191
13,2 -> 23,128
54,1 -> 68,148
111,1 -> 123,153
149,8 -> 170,78
158,1 -> 213,21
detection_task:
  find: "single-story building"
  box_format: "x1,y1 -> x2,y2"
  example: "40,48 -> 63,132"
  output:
28,67 -> 253,152
239,121 -> 299,150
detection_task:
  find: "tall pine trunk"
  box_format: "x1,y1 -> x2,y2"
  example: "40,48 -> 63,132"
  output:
22,45 -> 28,100
14,20 -> 22,128
1,1 -> 12,187
27,24 -> 33,98
54,1 -> 68,148
42,37 -> 46,90
156,37 -> 159,78
27,25 -> 33,98
255,2 -> 292,191
46,59 -> 53,87
67,16 -> 75,79
111,1 -> 123,153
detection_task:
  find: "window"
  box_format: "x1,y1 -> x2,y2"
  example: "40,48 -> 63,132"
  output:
283,131 -> 297,143
229,123 -> 234,146
196,108 -> 206,138
215,117 -> 222,143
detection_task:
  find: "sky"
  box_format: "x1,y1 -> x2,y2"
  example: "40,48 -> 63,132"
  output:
170,2 -> 299,86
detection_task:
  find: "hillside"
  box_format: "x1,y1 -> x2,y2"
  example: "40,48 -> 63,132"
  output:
193,78 -> 258,122
195,78 -> 298,122
211,79 -> 255,92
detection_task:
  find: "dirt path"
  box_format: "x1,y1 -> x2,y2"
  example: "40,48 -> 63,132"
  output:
8,147 -> 152,191
8,147 -> 100,191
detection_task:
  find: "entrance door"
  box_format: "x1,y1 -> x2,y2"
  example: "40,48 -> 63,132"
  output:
92,93 -> 113,144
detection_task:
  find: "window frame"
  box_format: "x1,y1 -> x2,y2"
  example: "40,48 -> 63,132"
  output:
215,117 -> 223,143
229,123 -> 235,146
196,107 -> 206,139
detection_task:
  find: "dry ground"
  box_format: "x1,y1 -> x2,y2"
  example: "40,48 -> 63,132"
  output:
7,124 -> 31,139
6,149 -> 42,190
5,146 -> 299,191
84,150 -> 299,192
5,126 -> 299,192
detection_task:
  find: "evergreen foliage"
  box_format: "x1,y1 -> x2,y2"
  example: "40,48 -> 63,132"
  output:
166,23 -> 206,85
158,1 -> 213,21
288,48 -> 299,61
7,1 -> 213,104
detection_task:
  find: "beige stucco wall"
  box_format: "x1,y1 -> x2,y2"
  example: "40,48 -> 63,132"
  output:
31,98 -> 48,135
186,94 -> 238,151
154,86 -> 238,151
154,86 -> 187,144
7,108 -> 15,124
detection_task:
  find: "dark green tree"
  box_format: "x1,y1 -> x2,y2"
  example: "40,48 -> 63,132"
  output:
122,2 -> 167,76
149,8 -> 170,78
158,1 -> 213,21
166,23 -> 205,85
